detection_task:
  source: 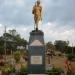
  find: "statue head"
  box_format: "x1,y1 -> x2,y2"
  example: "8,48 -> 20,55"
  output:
36,0 -> 40,5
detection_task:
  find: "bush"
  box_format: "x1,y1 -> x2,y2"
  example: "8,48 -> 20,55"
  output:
20,65 -> 28,75
14,51 -> 21,63
23,50 -> 28,61
4,67 -> 15,75
46,67 -> 61,75
66,54 -> 75,61
67,71 -> 75,75
72,58 -> 75,62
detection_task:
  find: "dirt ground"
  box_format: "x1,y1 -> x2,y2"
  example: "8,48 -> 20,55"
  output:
46,55 -> 75,74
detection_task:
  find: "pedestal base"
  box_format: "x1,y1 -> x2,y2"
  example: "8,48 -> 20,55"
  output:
28,30 -> 45,74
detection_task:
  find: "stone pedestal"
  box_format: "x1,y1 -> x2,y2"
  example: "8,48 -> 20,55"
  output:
28,30 -> 45,74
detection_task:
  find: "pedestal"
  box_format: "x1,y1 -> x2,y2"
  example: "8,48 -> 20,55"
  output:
28,30 -> 45,74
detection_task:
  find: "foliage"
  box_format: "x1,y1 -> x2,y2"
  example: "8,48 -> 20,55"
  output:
65,46 -> 75,54
23,50 -> 28,61
8,29 -> 28,50
14,51 -> 21,63
0,37 -> 4,46
46,42 -> 55,50
46,67 -> 61,75
23,50 -> 28,56
0,29 -> 28,54
4,66 -> 15,75
20,65 -> 28,75
66,54 -> 75,62
9,29 -> 17,36
54,40 -> 69,53
67,71 -> 75,75
0,46 -> 4,54
72,58 -> 75,62
0,37 -> 5,54
8,29 -> 28,48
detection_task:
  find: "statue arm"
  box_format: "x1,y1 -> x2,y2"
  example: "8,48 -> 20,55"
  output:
40,6 -> 42,20
32,6 -> 34,14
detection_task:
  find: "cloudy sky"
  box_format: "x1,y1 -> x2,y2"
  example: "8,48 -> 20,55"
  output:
0,0 -> 75,46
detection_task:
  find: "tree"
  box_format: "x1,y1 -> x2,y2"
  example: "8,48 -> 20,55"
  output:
0,46 -> 4,55
46,42 -> 55,50
66,46 -> 75,54
8,29 -> 28,49
0,37 -> 5,55
54,40 -> 69,53
3,32 -> 17,53
5,29 -> 27,50
0,29 -> 28,55
9,29 -> 17,36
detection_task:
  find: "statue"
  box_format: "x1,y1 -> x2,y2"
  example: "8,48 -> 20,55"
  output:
32,0 -> 42,30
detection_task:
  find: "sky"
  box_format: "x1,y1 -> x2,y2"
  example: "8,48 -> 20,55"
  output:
0,0 -> 75,46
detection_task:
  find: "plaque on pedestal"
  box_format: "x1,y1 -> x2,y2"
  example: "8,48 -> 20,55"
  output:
31,56 -> 42,64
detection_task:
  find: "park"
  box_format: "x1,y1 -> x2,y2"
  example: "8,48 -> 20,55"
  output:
0,0 -> 75,75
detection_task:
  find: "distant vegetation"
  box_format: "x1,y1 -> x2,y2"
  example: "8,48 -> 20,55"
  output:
0,29 -> 75,55
0,29 -> 28,55
46,40 -> 75,54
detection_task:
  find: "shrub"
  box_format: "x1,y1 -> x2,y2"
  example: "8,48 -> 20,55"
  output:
4,67 -> 15,75
46,67 -> 61,75
14,51 -> 21,63
23,50 -> 28,61
72,58 -> 75,62
20,65 -> 28,75
67,71 -> 75,75
66,54 -> 75,62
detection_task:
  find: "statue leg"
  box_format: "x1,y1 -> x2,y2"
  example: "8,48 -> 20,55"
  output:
34,16 -> 39,30
36,16 -> 41,30
35,20 -> 38,30
34,23 -> 36,30
36,23 -> 38,29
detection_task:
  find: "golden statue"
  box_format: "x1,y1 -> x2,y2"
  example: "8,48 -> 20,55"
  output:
32,0 -> 42,30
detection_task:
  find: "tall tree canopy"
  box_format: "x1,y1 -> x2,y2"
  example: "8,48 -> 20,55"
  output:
54,40 -> 69,52
46,42 -> 55,50
0,29 -> 28,54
